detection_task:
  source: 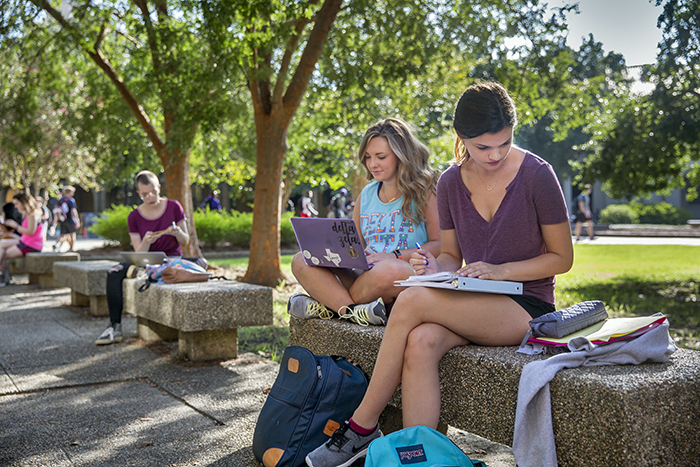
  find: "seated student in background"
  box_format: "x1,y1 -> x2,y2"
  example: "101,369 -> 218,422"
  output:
1,202 -> 23,240
288,118 -> 441,326
305,81 -> 574,467
0,193 -> 44,287
95,170 -> 191,345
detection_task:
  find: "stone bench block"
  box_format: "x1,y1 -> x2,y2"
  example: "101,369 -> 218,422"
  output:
123,279 -> 273,361
53,260 -> 118,317
9,252 -> 80,287
289,317 -> 700,467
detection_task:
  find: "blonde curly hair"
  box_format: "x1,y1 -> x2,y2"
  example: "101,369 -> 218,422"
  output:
357,118 -> 439,225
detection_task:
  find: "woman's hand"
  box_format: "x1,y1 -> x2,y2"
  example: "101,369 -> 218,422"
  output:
459,261 -> 506,281
364,249 -> 395,266
143,231 -> 157,245
410,249 -> 438,276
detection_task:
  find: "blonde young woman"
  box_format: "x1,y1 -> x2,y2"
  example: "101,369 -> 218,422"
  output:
289,118 -> 441,326
0,193 -> 44,286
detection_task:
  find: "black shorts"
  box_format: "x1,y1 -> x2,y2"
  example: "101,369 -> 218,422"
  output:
575,211 -> 590,223
60,220 -> 77,234
506,294 -> 555,319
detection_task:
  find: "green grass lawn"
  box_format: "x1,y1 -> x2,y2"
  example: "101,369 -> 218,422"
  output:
212,244 -> 700,358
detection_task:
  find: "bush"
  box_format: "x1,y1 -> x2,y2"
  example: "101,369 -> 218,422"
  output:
600,204 -> 639,224
89,204 -> 135,246
629,201 -> 692,225
90,205 -> 298,249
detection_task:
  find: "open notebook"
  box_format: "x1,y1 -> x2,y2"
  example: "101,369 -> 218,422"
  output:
395,271 -> 522,295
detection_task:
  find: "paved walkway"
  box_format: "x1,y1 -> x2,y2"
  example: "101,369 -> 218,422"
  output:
0,273 -> 515,466
4,234 -> 695,466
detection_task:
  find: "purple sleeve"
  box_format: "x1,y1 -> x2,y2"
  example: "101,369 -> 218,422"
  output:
127,209 -> 140,234
171,200 -> 186,223
533,164 -> 569,225
437,166 -> 458,231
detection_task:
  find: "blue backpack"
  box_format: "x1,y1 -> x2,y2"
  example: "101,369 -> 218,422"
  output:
252,346 -> 368,467
365,425 -> 486,467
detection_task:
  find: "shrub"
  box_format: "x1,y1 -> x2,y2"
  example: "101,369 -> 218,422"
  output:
629,201 -> 692,225
88,204 -> 135,246
91,205 -> 298,249
281,212 -> 296,244
600,204 -> 639,224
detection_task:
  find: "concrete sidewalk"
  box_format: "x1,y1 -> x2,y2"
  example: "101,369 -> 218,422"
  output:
0,281 -> 281,466
0,280 -> 516,467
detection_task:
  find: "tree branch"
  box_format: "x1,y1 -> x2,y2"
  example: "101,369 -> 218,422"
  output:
283,0 -> 342,115
133,0 -> 163,76
272,11 -> 315,104
32,0 -> 165,154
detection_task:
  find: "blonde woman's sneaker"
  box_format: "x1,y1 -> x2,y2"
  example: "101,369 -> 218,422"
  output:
287,294 -> 334,320
306,421 -> 382,467
95,324 -> 123,345
338,298 -> 387,326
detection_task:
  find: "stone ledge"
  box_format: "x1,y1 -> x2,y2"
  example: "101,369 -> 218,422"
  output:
9,252 -> 80,287
123,279 -> 273,361
289,317 -> 700,467
123,279 -> 273,331
53,260 -> 118,296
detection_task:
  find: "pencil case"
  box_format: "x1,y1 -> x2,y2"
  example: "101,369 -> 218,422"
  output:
529,300 -> 608,338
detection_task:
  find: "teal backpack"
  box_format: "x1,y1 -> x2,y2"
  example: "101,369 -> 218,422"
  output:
364,425 -> 486,467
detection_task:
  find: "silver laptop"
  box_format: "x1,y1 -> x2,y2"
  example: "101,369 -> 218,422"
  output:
120,251 -> 167,267
290,217 -> 369,270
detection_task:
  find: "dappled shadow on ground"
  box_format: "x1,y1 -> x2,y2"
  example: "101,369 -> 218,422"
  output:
560,279 -> 699,349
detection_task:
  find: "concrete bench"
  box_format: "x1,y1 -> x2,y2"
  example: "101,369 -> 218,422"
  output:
123,279 -> 273,361
290,317 -> 700,467
8,252 -> 80,287
688,219 -> 700,227
53,260 -> 118,317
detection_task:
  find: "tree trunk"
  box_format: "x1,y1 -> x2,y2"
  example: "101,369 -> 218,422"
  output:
243,114 -> 287,287
161,150 -> 202,258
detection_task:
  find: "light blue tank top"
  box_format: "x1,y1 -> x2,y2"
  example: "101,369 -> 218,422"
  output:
359,180 -> 429,253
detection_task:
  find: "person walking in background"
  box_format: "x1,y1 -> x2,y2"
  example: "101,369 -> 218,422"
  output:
574,183 -> 595,241
0,193 -> 44,287
299,190 -> 318,218
36,195 -> 52,242
51,186 -> 80,252
200,190 -> 222,211
328,188 -> 349,218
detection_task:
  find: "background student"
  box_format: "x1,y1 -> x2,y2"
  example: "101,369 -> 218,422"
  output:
95,170 -> 190,345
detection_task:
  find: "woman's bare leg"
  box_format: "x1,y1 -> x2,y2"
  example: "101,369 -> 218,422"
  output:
291,252 -> 359,312
348,259 -> 415,305
350,286 -> 532,429
401,323 -> 468,428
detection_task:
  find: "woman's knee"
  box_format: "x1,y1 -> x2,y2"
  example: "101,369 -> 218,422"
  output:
404,325 -> 448,368
290,252 -> 307,277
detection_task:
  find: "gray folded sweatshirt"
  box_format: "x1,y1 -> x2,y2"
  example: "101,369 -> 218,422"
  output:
512,317 -> 677,467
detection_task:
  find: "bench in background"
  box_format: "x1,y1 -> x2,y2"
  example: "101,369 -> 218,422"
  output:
9,252 -> 80,287
123,279 -> 273,361
290,317 -> 700,467
53,260 -> 118,316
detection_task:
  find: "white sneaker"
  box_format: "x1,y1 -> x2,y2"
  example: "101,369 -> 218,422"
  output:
339,298 -> 387,326
95,324 -> 123,345
287,294 -> 334,320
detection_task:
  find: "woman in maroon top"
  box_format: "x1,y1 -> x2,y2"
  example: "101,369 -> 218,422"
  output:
305,82 -> 575,467
95,170 -> 190,345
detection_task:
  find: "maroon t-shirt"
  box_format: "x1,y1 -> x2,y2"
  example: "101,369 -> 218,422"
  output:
127,199 -> 185,256
437,152 -> 569,304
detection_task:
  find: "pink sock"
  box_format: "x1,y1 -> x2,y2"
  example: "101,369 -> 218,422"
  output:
349,418 -> 375,435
